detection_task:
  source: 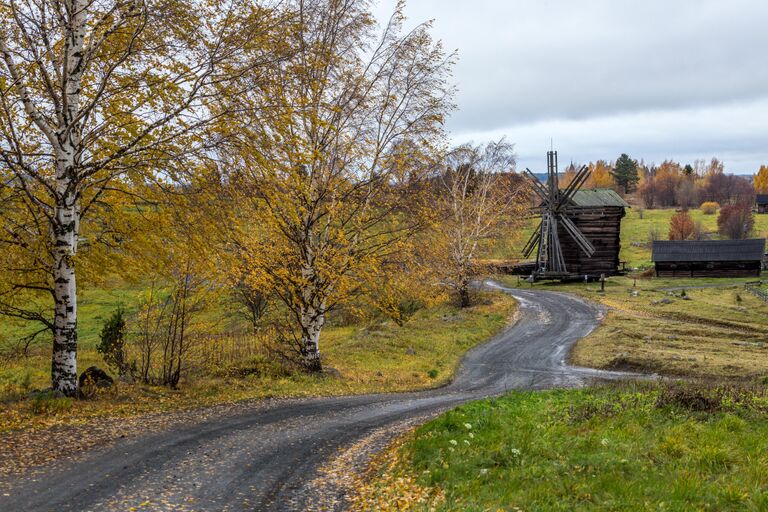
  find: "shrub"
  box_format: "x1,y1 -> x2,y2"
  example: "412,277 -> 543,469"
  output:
655,381 -> 767,413
97,307 -> 130,378
648,225 -> 662,243
668,210 -> 696,240
700,201 -> 719,214
29,391 -> 73,415
718,203 -> 755,239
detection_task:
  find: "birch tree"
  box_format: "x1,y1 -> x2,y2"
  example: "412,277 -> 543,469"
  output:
223,0 -> 453,371
0,0 -> 268,395
434,140 -> 527,307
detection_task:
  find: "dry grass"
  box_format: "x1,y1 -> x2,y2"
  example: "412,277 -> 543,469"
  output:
0,292 -> 517,434
500,275 -> 768,380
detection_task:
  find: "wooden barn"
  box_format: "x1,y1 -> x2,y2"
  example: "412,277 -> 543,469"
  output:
556,189 -> 629,276
652,239 -> 766,278
757,194 -> 768,214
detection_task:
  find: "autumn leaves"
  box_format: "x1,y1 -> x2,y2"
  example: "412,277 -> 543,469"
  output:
0,1 -> 512,394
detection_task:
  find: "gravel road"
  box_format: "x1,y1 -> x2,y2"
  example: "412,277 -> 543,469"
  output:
1,283 -> 623,511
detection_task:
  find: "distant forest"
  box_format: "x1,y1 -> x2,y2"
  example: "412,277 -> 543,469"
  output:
543,156 -> 767,209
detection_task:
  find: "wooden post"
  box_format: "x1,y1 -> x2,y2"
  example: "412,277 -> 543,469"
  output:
600,273 -> 605,292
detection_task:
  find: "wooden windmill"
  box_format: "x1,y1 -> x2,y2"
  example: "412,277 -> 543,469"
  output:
522,151 -> 596,276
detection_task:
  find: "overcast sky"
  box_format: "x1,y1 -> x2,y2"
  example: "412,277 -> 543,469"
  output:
373,0 -> 768,175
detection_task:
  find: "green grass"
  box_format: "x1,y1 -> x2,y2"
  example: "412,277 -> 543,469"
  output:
620,208 -> 768,269
358,383 -> 768,511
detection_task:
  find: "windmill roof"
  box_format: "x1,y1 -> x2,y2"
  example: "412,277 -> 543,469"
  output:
652,239 -> 766,262
568,189 -> 629,208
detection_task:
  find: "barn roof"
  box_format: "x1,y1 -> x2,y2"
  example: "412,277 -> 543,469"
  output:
568,189 -> 629,208
757,194 -> 768,205
652,239 -> 766,263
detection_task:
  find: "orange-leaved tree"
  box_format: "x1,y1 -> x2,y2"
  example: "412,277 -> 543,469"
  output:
586,160 -> 615,189
668,211 -> 696,240
718,203 -> 755,239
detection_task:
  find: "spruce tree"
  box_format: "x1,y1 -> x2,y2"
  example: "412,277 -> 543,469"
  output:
612,154 -> 639,194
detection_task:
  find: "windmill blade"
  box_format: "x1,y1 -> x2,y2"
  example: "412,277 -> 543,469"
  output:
522,222 -> 542,258
546,214 -> 567,273
561,165 -> 589,200
523,168 -> 550,204
559,214 -> 596,256
560,165 -> 590,203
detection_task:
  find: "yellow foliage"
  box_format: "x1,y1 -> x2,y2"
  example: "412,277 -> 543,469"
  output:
755,165 -> 768,194
585,160 -> 615,189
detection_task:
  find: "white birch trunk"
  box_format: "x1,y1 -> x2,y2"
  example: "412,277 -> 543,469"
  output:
50,0 -> 86,395
299,297 -> 325,372
298,253 -> 325,371
51,180 -> 79,395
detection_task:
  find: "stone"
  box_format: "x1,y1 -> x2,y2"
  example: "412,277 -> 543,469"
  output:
406,346 -> 416,355
78,366 -> 114,389
322,366 -> 343,379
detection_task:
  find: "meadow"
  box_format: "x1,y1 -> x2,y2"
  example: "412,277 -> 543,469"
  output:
619,207 -> 768,268
0,290 -> 516,432
498,274 -> 768,381
354,382 -> 768,511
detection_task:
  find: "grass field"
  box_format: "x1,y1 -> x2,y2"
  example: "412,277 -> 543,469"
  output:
497,275 -> 768,380
619,208 -> 768,268
354,382 -> 768,511
0,292 -> 516,432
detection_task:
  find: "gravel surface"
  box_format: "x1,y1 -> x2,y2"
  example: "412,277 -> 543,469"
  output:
0,283 -> 624,511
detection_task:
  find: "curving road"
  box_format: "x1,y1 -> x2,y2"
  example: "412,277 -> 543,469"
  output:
1,284 -> 625,511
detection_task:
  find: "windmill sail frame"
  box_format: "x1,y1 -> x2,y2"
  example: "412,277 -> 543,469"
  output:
523,151 -> 597,278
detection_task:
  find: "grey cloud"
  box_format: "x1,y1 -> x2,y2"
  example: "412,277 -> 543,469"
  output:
373,0 -> 768,173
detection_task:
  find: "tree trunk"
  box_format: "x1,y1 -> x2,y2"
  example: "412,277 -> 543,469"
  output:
457,272 -> 471,308
51,168 -> 80,396
458,284 -> 471,308
299,301 -> 325,372
50,0 -> 87,396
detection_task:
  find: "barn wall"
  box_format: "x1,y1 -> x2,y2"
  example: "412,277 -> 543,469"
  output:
654,261 -> 762,278
557,206 -> 625,276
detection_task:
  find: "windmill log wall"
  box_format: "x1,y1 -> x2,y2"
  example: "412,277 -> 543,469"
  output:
557,206 -> 626,276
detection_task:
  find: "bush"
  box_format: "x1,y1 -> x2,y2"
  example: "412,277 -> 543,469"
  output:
29,391 -> 73,415
655,381 -> 768,413
700,201 -> 719,214
718,203 -> 755,239
97,308 -> 130,378
668,210 -> 695,240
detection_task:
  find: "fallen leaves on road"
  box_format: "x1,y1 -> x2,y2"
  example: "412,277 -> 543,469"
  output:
345,428 -> 444,512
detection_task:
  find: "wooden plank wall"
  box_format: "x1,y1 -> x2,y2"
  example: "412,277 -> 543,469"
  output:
655,261 -> 762,278
557,206 -> 626,276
